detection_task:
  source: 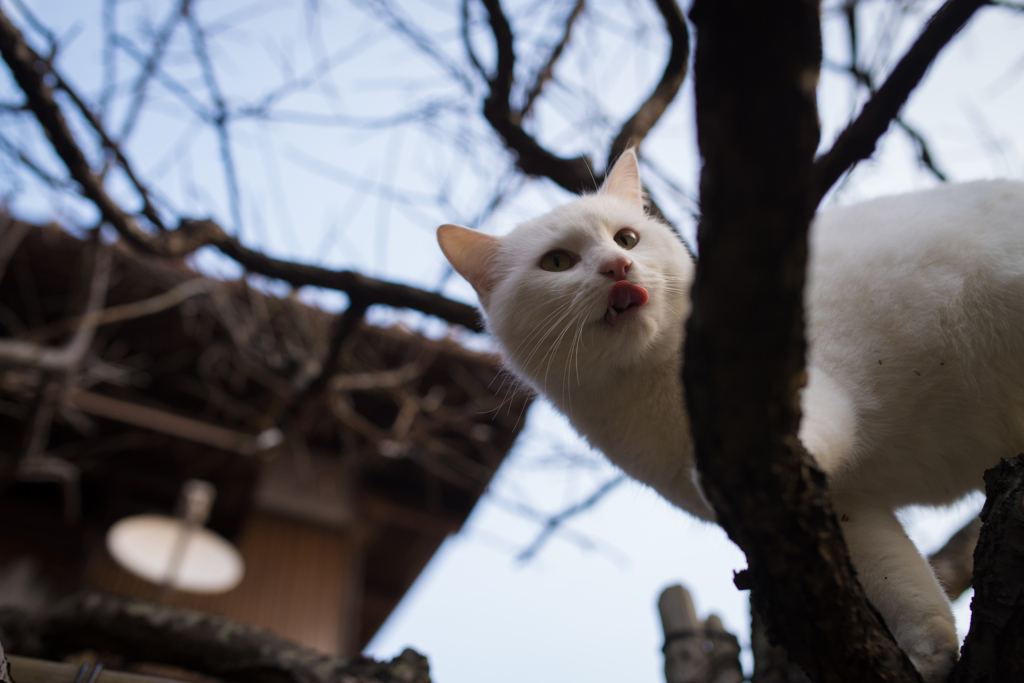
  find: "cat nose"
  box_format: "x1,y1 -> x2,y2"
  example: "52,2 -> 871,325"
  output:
600,256 -> 632,281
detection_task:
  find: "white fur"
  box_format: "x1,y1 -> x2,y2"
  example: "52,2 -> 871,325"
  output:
444,160 -> 1024,683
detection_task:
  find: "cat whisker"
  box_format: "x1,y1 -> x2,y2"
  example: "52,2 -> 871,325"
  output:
559,307 -> 591,416
540,295 -> 592,397
514,300 -> 580,375
504,294 -> 577,365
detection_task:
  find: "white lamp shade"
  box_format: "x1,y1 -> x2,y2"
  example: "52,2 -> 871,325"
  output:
106,514 -> 245,594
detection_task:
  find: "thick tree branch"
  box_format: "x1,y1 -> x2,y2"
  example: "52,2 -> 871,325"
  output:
479,0 -> 597,193
813,0 -> 988,203
949,455 -> 1024,683
0,8 -> 482,332
753,509 -> 986,681
0,590 -> 431,683
479,0 -> 690,194
683,1 -> 919,681
607,0 -> 689,167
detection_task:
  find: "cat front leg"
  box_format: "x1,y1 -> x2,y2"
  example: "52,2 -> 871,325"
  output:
832,493 -> 959,683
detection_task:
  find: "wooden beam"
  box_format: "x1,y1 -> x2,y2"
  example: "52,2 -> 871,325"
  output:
68,389 -> 281,456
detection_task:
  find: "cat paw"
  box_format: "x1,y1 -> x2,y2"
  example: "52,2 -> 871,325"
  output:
899,616 -> 959,683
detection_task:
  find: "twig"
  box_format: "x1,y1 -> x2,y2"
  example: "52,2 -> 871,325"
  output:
357,0 -> 475,92
486,491 -> 628,564
16,240 -> 110,476
460,0 -> 487,81
99,0 -> 117,122
117,0 -> 191,142
0,130 -> 72,190
58,240 -> 111,368
896,117 -> 948,182
184,9 -> 244,236
330,358 -> 430,393
0,9 -> 167,247
50,69 -> 168,230
0,241 -> 112,372
607,0 -> 689,167
22,379 -> 61,460
516,474 -> 625,562
521,0 -> 586,119
111,34 -> 208,118
20,277 -> 214,343
813,0 -> 988,204
7,0 -> 58,53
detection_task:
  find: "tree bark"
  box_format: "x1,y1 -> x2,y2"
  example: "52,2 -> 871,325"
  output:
949,455 -> 1024,683
0,591 -> 430,683
682,1 -> 919,681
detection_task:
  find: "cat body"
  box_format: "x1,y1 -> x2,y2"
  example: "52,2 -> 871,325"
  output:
437,150 -> 1024,682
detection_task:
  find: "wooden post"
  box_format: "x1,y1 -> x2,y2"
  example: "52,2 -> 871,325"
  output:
659,585 -> 743,683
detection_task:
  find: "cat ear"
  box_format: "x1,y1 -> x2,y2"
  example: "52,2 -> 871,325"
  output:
437,224 -> 501,299
600,148 -> 644,211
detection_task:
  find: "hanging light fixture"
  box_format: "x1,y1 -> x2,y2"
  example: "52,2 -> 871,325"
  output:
106,480 -> 244,594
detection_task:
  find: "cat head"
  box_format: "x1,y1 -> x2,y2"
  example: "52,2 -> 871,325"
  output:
437,150 -> 693,396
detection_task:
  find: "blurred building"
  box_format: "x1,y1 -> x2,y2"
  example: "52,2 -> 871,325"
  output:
0,220 -> 529,655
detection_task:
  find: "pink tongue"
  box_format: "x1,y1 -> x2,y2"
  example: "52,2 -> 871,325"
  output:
609,281 -> 649,311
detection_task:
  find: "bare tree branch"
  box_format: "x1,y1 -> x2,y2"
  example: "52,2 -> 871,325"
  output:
0,7 -> 482,332
99,0 -> 116,121
184,7 -> 244,236
479,0 -> 597,193
478,0 -> 690,200
521,0 -> 585,119
515,474 -> 625,562
117,0 -> 191,142
20,277 -> 214,343
895,117 -> 949,182
51,71 -> 169,230
461,0 -> 488,82
607,0 -> 689,167
0,240 -> 111,372
813,0 -> 988,204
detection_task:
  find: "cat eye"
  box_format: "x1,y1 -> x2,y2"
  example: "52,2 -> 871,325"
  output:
540,250 -> 574,272
615,229 -> 639,250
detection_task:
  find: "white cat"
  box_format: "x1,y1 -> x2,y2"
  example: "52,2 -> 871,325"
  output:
437,149 -> 1024,682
